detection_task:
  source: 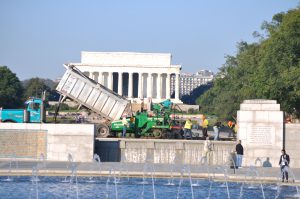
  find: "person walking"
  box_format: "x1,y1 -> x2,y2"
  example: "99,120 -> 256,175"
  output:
235,140 -> 244,168
213,121 -> 221,140
122,116 -> 128,138
183,118 -> 192,139
202,137 -> 213,164
202,116 -> 209,138
279,149 -> 290,182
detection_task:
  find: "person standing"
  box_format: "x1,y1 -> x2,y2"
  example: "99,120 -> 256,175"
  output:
235,140 -> 244,168
183,118 -> 192,139
213,121 -> 221,140
202,116 -> 209,138
228,121 -> 235,137
279,149 -> 290,182
203,137 -> 213,164
122,116 -> 128,138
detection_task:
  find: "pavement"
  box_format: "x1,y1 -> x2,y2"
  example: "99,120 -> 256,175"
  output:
0,160 -> 299,186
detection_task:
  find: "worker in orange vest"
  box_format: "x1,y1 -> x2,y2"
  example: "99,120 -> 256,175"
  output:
228,120 -> 235,137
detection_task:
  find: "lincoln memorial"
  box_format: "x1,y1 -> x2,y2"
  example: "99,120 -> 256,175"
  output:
69,51 -> 182,103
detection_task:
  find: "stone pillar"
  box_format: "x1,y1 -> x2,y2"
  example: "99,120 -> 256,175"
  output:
108,72 -> 113,90
157,73 -> 162,100
98,72 -> 103,84
175,73 -> 180,100
166,73 -> 171,99
87,72 -> 94,79
237,99 -> 283,167
147,73 -> 152,98
138,73 -> 143,99
128,72 -> 133,98
118,72 -> 123,96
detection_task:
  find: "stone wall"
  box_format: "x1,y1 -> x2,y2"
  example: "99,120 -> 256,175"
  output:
237,99 -> 283,168
0,123 -> 94,162
285,124 -> 300,168
96,138 -> 236,165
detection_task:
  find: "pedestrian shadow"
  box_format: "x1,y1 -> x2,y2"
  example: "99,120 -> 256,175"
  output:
255,157 -> 273,167
262,157 -> 272,167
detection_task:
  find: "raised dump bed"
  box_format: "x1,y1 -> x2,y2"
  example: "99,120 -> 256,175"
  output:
56,64 -> 131,137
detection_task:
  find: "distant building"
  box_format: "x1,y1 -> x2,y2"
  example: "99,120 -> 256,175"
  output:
171,70 -> 214,97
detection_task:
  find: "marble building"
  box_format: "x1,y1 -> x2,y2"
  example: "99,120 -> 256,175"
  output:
69,51 -> 182,103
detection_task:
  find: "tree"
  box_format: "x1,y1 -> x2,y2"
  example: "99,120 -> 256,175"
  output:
22,78 -> 60,101
0,66 -> 24,108
181,83 -> 212,105
197,7 -> 300,119
22,78 -> 51,100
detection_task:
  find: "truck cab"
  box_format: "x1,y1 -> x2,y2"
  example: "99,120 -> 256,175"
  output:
0,98 -> 45,123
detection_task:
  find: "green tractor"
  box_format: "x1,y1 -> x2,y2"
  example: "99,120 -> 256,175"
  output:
110,99 -> 176,138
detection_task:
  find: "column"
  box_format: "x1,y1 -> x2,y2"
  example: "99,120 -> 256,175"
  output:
166,73 -> 171,99
156,73 -> 162,100
118,72 -> 123,96
175,73 -> 180,100
108,72 -> 113,90
128,72 -> 133,98
138,73 -> 143,98
85,72 -> 90,78
147,73 -> 152,98
98,72 -> 103,84
90,72 -> 95,81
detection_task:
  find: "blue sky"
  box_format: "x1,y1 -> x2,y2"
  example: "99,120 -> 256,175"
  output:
0,0 -> 299,80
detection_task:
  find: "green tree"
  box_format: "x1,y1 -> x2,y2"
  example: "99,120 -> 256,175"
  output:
23,78 -> 50,99
197,7 -> 300,119
0,66 -> 24,108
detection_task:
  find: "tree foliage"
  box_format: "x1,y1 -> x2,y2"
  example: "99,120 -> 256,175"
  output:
181,83 -> 212,105
22,78 -> 60,103
0,66 -> 24,108
197,7 -> 300,119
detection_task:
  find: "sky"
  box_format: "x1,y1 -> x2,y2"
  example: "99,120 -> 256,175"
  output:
0,0 -> 299,80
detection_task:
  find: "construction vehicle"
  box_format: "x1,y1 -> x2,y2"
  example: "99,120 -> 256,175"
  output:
110,100 -> 183,138
55,65 -> 184,138
55,64 -> 131,138
0,97 -> 46,123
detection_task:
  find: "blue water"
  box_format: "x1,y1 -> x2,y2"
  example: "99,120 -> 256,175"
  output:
0,176 -> 298,199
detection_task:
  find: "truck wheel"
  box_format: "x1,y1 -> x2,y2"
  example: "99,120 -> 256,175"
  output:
152,129 -> 162,138
95,124 -> 110,138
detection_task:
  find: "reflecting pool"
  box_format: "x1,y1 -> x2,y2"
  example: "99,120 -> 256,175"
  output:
0,176 -> 299,199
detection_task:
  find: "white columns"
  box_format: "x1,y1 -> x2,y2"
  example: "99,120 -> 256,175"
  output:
108,72 -> 113,90
166,73 -> 171,99
175,73 -> 180,100
118,72 -> 123,96
90,72 -> 95,81
138,73 -> 143,98
147,73 -> 152,98
128,72 -> 133,98
157,73 -> 162,99
98,72 -> 103,84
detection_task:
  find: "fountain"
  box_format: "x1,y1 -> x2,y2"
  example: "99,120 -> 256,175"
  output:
0,151 -> 299,199
1,154 -> 17,182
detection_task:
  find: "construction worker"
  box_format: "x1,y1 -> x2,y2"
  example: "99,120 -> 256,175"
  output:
228,120 -> 235,137
122,116 -> 128,138
160,99 -> 173,111
202,115 -> 209,138
184,118 -> 193,139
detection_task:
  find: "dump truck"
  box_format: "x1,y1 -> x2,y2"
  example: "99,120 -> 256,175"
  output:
55,64 -> 131,138
0,98 -> 46,123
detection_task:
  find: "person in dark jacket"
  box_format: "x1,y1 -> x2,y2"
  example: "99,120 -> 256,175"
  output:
235,140 -> 244,168
279,149 -> 290,182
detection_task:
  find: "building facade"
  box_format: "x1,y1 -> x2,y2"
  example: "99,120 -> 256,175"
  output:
171,70 -> 214,97
69,52 -> 182,103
